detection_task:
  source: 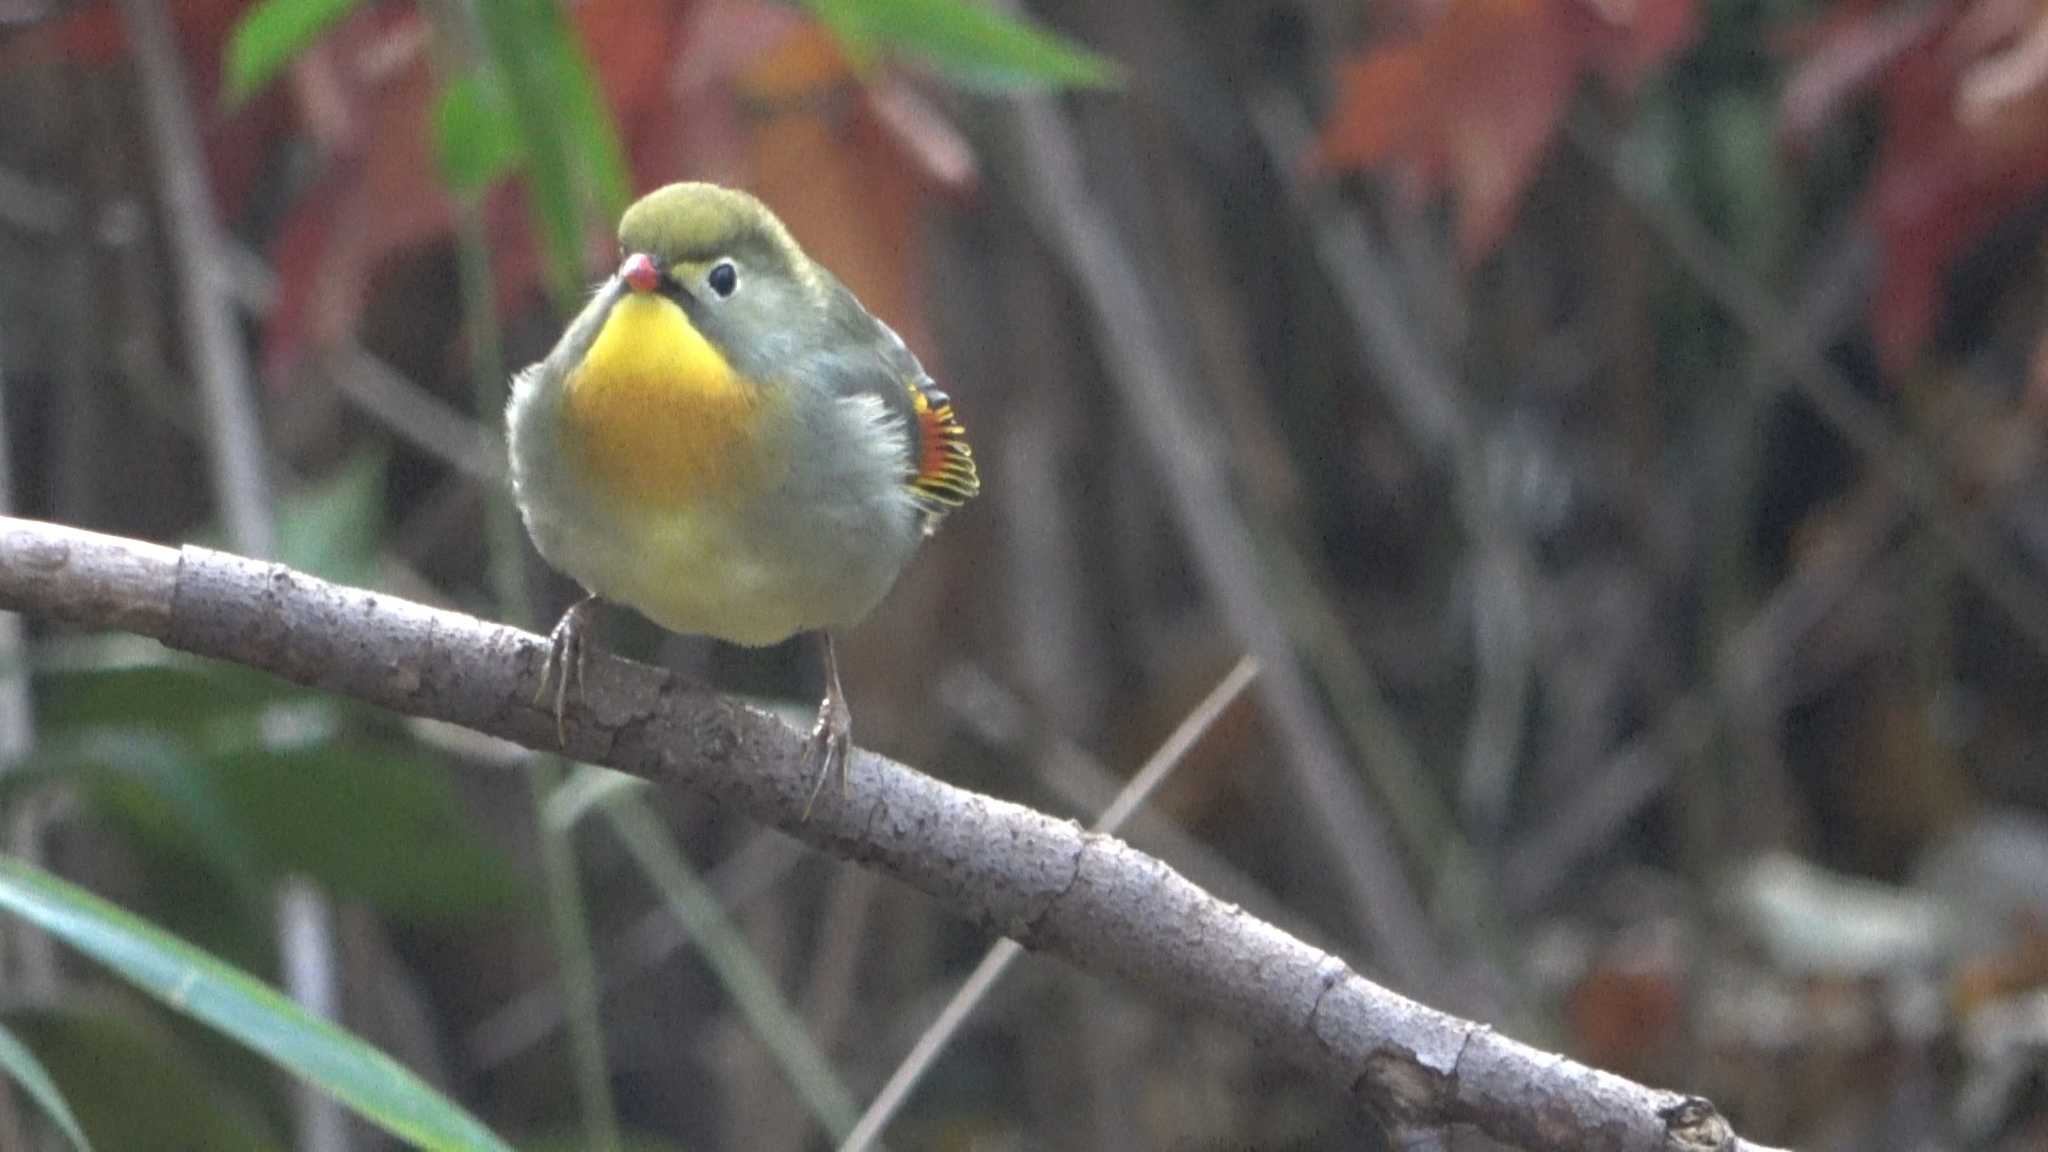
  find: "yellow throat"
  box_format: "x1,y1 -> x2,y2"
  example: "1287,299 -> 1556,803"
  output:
562,293 -> 776,508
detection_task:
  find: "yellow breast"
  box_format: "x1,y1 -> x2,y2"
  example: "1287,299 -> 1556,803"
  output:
562,294 -> 783,509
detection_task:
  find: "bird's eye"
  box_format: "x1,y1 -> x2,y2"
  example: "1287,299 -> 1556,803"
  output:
707,260 -> 739,299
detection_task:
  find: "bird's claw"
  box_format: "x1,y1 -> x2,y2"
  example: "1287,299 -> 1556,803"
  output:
799,691 -> 852,821
535,598 -> 596,747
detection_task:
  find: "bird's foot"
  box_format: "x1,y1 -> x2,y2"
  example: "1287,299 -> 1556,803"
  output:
535,596 -> 599,747
799,690 -> 852,821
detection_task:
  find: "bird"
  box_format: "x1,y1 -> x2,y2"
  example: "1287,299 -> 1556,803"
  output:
506,182 -> 979,815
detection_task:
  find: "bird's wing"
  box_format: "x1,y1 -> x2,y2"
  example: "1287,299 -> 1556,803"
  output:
902,371 -> 978,520
818,279 -> 980,524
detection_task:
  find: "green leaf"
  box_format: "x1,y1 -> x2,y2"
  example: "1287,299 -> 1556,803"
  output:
0,1018 -> 93,1151
34,650 -> 308,747
523,1134 -> 693,1152
56,729 -> 269,888
803,0 -> 1120,91
278,450 -> 387,589
434,71 -> 529,193
475,0 -> 584,303
33,659 -> 512,926
224,0 -> 364,105
602,795 -> 866,1141
204,742 -> 519,921
473,0 -> 632,304
0,857 -> 516,1152
3,1007 -> 280,1152
61,733 -> 281,969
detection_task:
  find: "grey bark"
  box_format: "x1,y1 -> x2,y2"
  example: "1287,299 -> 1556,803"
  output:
0,515 -> 1784,1152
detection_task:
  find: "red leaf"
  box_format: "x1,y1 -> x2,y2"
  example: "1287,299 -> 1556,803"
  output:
1788,0 -> 2048,366
1778,3 -> 1943,149
262,16 -> 455,378
1318,0 -> 1695,262
576,0 -> 678,125
5,0 -> 251,93
259,0 -> 966,377
1575,0 -> 1702,90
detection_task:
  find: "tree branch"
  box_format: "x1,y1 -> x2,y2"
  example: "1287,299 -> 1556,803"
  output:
0,516 -> 1784,1152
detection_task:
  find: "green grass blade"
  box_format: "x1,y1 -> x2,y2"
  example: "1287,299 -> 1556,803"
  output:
528,0 -> 632,217
0,1018 -> 93,1151
0,856 -> 513,1152
599,789 -> 867,1144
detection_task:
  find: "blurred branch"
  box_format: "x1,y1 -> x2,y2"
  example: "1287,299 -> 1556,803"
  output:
321,347 -> 508,485
1244,94 -> 1471,456
1246,93 -> 1530,948
438,68 -> 619,1145
206,236 -> 506,488
117,0 -> 277,559
1503,485 -> 1907,912
996,75 -> 1449,997
1242,93 -> 1486,842
0,516 -> 1789,1152
0,429 -> 28,1150
1569,120 -> 2048,661
0,324 -> 58,1090
117,4 -> 344,1149
0,165 -> 72,237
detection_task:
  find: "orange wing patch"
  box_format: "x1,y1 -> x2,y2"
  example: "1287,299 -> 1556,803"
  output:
908,382 -> 979,518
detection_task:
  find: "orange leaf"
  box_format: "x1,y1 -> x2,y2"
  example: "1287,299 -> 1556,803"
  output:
1576,0 -> 1702,89
1319,0 -> 1584,260
1318,43 -> 1435,172
739,23 -> 936,363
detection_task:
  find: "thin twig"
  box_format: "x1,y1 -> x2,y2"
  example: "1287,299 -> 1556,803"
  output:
1243,95 -> 1470,456
1499,119 -> 2048,908
936,663 -> 1322,948
1250,91 -> 1537,840
207,235 -> 506,488
463,830 -> 804,1069
838,656 -> 1259,1152
0,516 -> 1789,1152
322,346 -> 508,485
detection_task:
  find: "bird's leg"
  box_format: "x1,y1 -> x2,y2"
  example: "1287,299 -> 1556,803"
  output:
535,595 -> 600,746
801,632 -> 853,820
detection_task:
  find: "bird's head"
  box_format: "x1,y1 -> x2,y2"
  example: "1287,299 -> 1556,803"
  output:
610,183 -> 820,378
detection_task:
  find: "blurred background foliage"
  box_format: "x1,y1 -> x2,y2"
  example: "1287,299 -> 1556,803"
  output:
2,0 -> 2048,1149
